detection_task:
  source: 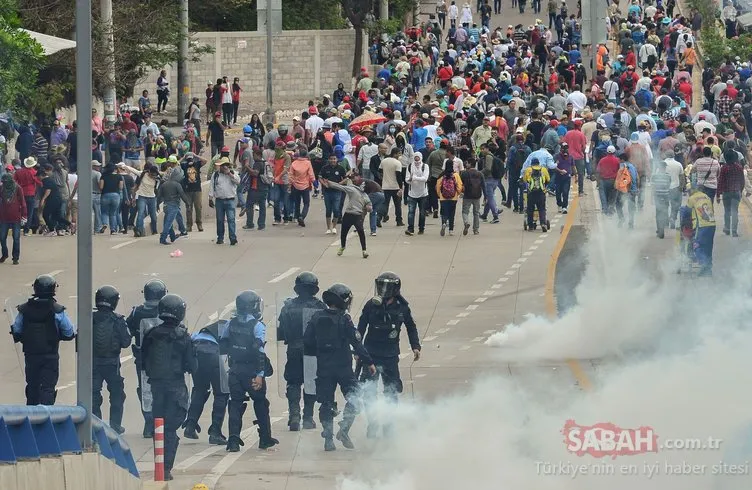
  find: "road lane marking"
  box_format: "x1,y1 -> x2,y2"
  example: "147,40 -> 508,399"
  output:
414,374 -> 426,378
268,267 -> 300,283
483,330 -> 496,334
474,297 -> 487,303
534,239 -> 544,244
466,305 -> 478,310
444,355 -> 456,361
456,312 -> 469,317
523,251 -> 534,256
446,319 -> 460,325
498,277 -> 509,282
472,336 -> 485,342
399,353 -> 410,359
25,269 -> 64,286
511,263 -> 521,269
482,290 -> 494,296
435,327 -> 451,334
423,336 -> 437,342
459,346 -> 471,351
491,284 -> 502,289
517,257 -> 528,263
529,245 -> 538,250
111,239 -> 138,250
505,270 -> 516,275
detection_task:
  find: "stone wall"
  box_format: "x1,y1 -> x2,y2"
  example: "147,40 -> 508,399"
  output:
133,29 -> 367,112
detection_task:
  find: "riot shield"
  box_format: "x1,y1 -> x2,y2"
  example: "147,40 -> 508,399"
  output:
138,317 -> 162,413
214,319 -> 230,394
275,293 -> 319,398
4,295 -> 26,377
275,294 -> 292,398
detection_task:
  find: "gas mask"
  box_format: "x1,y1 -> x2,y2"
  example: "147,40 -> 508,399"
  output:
372,277 -> 401,306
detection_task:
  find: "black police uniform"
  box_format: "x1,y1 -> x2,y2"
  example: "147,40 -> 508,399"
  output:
13,297 -> 75,405
184,321 -> 229,444
126,300 -> 160,435
357,295 -> 420,433
141,296 -> 196,480
220,313 -> 276,450
303,306 -> 373,448
92,304 -> 131,432
277,294 -> 326,429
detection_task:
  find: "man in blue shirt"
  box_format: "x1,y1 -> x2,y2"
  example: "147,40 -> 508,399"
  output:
220,291 -> 278,452
12,275 -> 76,405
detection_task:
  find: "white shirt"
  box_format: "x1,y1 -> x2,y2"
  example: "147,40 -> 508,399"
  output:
139,121 -> 160,139
67,174 -> 78,201
380,157 -> 402,190
221,83 -> 232,104
406,162 -> 429,198
448,4 -> 458,18
692,110 -> 719,125
566,91 -> 588,112
305,115 -> 324,137
694,121 -> 716,135
603,80 -> 619,100
664,158 -> 683,190
636,75 -> 653,92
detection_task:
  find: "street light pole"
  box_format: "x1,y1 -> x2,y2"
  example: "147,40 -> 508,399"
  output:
75,0 -> 94,449
265,0 -> 275,125
177,0 -> 189,125
100,0 -> 116,137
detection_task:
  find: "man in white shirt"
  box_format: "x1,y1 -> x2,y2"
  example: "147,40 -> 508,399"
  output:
139,114 -> 160,140
566,85 -> 588,113
305,107 -> 324,143
691,106 -> 719,125
405,153 -> 429,235
602,75 -> 620,103
693,115 -> 716,135
663,151 -> 684,228
379,148 -> 404,226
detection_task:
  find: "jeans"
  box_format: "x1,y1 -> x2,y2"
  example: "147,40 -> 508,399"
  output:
574,159 -> 585,194
506,177 -> 524,210
23,196 -> 37,233
368,191 -> 385,233
654,195 -> 669,234
555,174 -> 571,208
361,168 -> 374,182
700,185 -> 716,201
272,185 -> 292,222
159,202 -> 185,242
406,196 -> 427,232
440,200 -> 457,230
136,196 -> 158,234
527,190 -> 547,226
340,213 -> 367,250
322,189 -> 342,219
214,198 -> 237,242
482,178 -> 500,219
222,103 -> 233,126
598,179 -> 616,215
100,192 -> 121,231
383,189 -> 403,222
245,189 -> 268,228
721,191 -> 741,234
92,193 -> 102,232
668,187 -> 682,226
427,177 -> 439,212
0,222 -> 21,260
694,226 -> 716,274
291,188 -> 311,220
616,192 -> 636,226
462,198 -> 481,232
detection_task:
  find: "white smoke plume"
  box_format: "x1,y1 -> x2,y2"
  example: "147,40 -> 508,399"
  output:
339,218 -> 752,490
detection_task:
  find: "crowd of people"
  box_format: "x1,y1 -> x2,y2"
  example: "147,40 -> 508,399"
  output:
0,0 -> 750,271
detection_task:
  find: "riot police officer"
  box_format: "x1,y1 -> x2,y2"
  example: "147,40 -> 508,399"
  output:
92,285 -> 131,434
303,283 -> 376,452
357,272 -> 421,438
11,275 -> 76,405
141,294 -> 196,481
126,279 -> 167,437
183,320 -> 229,445
277,271 -> 326,431
220,291 -> 278,452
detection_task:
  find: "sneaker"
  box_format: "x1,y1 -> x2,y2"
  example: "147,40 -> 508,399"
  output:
473,230 -> 479,235
254,204 -> 260,211
491,217 -> 500,224
332,227 -> 337,235
216,239 -> 224,245
382,215 -> 389,223
44,231 -> 57,237
418,230 -> 424,235
326,229 -> 333,235
0,256 -> 6,263
558,207 -> 562,213
12,259 -> 18,265
433,211 -> 439,219
448,230 -> 454,236
230,239 -> 238,246
180,231 -> 189,237
362,250 -> 369,259
440,224 -> 446,236
371,231 -> 377,236
463,223 -> 470,236
242,225 -> 254,230
732,231 -> 740,237
337,247 -> 345,256
481,216 -> 488,222
562,208 -> 568,214
405,230 -> 414,236
723,229 -> 730,235
197,226 -> 203,232
395,221 -> 405,227
272,220 -> 282,226
297,218 -> 305,227
239,208 -> 246,217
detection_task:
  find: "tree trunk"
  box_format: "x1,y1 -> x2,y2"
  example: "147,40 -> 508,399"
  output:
352,26 -> 363,89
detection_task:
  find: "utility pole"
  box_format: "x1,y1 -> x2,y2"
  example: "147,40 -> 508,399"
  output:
100,0 -> 116,131
259,0 -> 280,125
75,0 -> 94,450
177,0 -> 189,125
380,0 -> 389,21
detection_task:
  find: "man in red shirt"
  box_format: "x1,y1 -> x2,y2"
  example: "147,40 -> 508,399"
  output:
561,120 -> 588,195
596,145 -> 620,215
13,157 -> 42,235
677,78 -> 693,106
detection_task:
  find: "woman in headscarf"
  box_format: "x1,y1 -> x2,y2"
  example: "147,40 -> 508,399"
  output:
435,159 -> 463,236
0,172 -> 26,264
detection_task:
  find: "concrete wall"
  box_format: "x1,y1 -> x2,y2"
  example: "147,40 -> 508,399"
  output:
133,29 -> 368,111
0,453 -> 141,490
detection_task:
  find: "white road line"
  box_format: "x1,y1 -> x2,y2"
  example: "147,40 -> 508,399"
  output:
511,263 -> 521,269
414,374 -> 427,378
194,417 -> 283,482
528,245 -> 538,250
498,277 -> 510,282
534,239 -> 544,244
483,330 -> 496,334
435,327 -> 451,334
456,312 -> 469,317
218,301 -> 235,319
482,290 -> 494,296
25,269 -> 64,286
491,284 -> 502,289
58,353 -> 134,391
268,267 -> 300,284
423,336 -> 437,342
459,345 -> 471,351
466,305 -> 478,311
428,364 -> 440,368
505,270 -> 516,276
111,239 -> 138,250
399,353 -> 410,359
208,312 -> 218,321
446,319 -> 460,325
522,251 -> 534,256
121,355 -> 133,363
474,297 -> 487,303
517,257 -> 528,263
471,336 -> 485,342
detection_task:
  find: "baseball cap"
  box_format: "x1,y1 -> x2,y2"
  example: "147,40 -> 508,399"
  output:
607,145 -> 616,154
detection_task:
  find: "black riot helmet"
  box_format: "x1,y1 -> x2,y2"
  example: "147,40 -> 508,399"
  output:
236,290 -> 264,320
372,272 -> 401,306
158,294 -> 186,322
143,279 -> 168,302
33,274 -> 57,299
95,285 -> 120,310
294,271 -> 319,297
322,283 -> 354,311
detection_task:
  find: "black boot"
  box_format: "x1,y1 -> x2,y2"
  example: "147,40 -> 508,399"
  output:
226,435 -> 244,452
208,425 -> 227,445
302,417 -> 317,430
336,419 -> 355,449
258,427 -> 279,450
143,420 -> 154,439
289,418 -> 300,431
183,421 -> 200,439
321,419 -> 336,451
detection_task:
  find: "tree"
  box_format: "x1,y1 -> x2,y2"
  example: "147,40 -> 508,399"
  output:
341,0 -> 374,82
0,0 -> 45,118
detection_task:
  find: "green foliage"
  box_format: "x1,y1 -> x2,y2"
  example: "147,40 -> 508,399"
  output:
189,0 -> 347,32
0,0 -> 44,117
282,0 -> 346,30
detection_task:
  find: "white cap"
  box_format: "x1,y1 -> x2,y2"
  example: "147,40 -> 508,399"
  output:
607,145 -> 616,154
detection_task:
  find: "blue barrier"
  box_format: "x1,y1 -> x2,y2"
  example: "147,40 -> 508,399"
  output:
0,405 -> 139,478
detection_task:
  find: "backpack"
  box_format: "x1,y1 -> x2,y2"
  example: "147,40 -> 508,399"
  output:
491,156 -> 505,179
514,146 -> 528,167
615,165 -> 633,193
679,205 -> 693,234
260,160 -> 274,185
440,174 -> 457,199
529,167 -> 544,191
463,171 -> 483,199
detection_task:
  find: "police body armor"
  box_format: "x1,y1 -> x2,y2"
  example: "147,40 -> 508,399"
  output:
196,321 -> 230,394
225,317 -> 264,374
17,299 -> 65,355
363,298 -> 406,357
278,297 -> 324,396
310,310 -> 353,373
139,316 -> 164,412
143,325 -> 186,381
93,310 -> 124,359
128,303 -> 160,358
